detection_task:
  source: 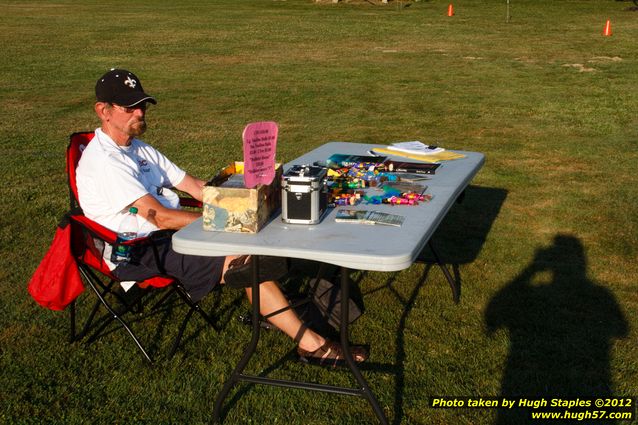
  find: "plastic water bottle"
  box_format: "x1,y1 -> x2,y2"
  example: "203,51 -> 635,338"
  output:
111,207 -> 139,264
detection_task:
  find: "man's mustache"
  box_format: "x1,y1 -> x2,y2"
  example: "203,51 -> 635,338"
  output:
130,119 -> 146,135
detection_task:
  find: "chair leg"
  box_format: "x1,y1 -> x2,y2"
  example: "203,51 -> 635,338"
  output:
75,269 -> 118,340
78,266 -> 154,362
150,285 -> 178,311
167,284 -> 220,358
69,300 -> 77,342
168,308 -> 196,359
175,284 -> 218,328
73,266 -> 220,362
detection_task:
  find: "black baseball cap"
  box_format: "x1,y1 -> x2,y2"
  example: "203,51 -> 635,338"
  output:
95,69 -> 157,107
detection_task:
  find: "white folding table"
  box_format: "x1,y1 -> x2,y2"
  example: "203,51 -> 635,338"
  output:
172,142 -> 485,423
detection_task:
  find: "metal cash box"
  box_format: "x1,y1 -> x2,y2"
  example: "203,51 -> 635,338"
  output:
281,165 -> 328,224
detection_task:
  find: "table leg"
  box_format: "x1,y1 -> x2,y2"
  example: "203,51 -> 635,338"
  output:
213,256 -> 262,423
427,241 -> 460,304
213,260 -> 389,424
340,266 -> 389,425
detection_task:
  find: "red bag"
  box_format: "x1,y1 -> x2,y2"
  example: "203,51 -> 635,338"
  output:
28,220 -> 84,311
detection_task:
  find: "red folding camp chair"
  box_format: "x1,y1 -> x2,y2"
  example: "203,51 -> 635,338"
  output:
66,131 -> 218,362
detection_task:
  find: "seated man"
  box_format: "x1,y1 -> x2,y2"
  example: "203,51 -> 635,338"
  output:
76,68 -> 367,367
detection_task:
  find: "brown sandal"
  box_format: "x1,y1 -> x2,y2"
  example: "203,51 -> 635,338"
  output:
297,340 -> 369,368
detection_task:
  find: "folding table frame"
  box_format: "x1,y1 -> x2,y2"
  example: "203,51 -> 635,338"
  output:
172,142 -> 485,423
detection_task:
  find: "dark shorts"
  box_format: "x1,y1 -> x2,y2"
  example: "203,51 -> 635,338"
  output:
113,231 -> 225,303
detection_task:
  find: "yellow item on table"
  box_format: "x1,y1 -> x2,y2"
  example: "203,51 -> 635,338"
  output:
372,147 -> 466,163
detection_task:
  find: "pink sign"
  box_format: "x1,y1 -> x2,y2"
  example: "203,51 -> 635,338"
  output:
242,121 -> 278,188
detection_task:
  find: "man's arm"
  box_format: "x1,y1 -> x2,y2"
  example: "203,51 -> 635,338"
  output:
132,193 -> 200,230
175,174 -> 206,202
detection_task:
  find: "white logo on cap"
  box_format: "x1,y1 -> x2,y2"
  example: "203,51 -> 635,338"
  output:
124,76 -> 137,88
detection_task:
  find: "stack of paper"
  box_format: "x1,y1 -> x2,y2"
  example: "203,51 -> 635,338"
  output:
387,141 -> 445,156
373,140 -> 466,163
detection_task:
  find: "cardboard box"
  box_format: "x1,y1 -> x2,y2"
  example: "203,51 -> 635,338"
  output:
202,162 -> 282,233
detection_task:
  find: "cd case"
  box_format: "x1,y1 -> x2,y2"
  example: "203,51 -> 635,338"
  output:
335,209 -> 405,227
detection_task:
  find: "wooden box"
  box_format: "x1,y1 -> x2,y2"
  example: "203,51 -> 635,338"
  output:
202,162 -> 282,233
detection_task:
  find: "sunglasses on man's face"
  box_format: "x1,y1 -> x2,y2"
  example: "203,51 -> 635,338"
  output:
111,103 -> 149,113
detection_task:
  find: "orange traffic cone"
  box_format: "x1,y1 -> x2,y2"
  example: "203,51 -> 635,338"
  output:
447,4 -> 454,17
603,19 -> 612,36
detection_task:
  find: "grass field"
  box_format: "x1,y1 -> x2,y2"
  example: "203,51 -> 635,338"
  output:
1,0 -> 637,424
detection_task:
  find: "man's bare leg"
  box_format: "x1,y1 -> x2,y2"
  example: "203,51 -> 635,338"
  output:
245,281 -> 325,352
220,255 -> 323,350
221,255 -> 366,361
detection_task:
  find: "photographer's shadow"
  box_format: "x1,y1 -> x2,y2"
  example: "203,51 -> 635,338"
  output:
485,234 -> 629,424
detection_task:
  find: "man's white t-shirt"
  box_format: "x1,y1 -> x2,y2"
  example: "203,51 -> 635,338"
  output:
76,128 -> 186,238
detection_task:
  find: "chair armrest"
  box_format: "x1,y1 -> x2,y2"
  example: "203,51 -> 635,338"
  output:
70,214 -> 118,244
179,197 -> 203,208
70,212 -> 169,274
69,214 -> 154,247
